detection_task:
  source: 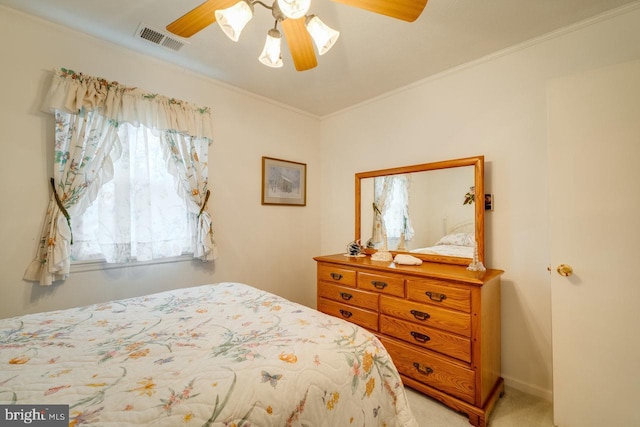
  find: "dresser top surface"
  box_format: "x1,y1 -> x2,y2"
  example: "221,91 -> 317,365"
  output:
314,254 -> 503,285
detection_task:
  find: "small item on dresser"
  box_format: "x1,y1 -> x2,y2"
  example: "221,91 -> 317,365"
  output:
393,254 -> 423,265
371,250 -> 393,262
345,239 -> 365,257
467,240 -> 486,272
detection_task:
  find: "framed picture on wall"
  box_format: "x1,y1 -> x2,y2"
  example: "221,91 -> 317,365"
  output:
261,156 -> 307,206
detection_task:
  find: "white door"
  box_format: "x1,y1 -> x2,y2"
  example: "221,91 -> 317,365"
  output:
547,60 -> 640,427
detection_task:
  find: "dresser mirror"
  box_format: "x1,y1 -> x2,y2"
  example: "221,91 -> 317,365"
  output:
356,156 -> 484,266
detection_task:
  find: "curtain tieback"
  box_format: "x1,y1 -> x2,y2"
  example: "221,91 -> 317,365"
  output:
198,190 -> 211,218
50,178 -> 73,244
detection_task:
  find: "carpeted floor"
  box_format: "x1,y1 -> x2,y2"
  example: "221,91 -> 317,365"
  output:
404,386 -> 554,427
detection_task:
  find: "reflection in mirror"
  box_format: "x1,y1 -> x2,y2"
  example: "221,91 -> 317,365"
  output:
360,167 -> 475,255
355,156 -> 484,266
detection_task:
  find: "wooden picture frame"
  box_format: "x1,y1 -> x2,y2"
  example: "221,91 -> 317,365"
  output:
261,156 -> 307,206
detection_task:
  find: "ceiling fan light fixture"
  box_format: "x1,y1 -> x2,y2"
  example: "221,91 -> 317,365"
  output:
215,0 -> 254,42
276,0 -> 311,19
167,0 -> 428,71
305,15 -> 340,56
259,29 -> 284,68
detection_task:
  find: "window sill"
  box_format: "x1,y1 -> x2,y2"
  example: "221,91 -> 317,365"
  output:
70,254 -> 194,273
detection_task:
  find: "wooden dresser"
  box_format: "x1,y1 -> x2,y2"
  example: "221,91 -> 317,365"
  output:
314,254 -> 504,427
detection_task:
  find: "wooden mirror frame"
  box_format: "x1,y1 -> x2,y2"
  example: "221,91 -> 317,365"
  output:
355,156 -> 484,266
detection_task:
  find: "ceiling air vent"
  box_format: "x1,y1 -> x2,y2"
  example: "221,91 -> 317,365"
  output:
135,23 -> 188,52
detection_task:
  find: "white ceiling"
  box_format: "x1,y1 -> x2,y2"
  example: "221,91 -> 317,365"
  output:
2,0 -> 638,116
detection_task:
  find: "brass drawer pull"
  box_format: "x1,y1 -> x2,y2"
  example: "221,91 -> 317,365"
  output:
340,292 -> 353,301
413,362 -> 433,375
339,309 -> 353,318
410,309 -> 431,321
411,331 -> 431,343
330,273 -> 343,280
425,291 -> 447,302
371,280 -> 388,289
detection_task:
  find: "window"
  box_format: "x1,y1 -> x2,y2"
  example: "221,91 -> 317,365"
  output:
25,68 -> 216,286
71,124 -> 195,264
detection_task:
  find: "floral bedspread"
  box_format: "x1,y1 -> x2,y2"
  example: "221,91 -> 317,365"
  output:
0,282 -> 418,426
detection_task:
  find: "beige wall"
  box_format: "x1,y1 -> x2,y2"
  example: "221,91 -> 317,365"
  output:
0,7 -> 321,318
319,5 -> 640,400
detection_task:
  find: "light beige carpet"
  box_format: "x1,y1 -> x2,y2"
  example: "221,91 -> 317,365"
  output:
404,386 -> 554,427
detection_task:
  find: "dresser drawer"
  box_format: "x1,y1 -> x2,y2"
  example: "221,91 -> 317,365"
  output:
379,295 -> 471,337
407,279 -> 471,313
358,272 -> 405,297
318,264 -> 356,287
318,297 -> 378,331
381,337 -> 475,404
318,282 -> 379,311
380,315 -> 471,363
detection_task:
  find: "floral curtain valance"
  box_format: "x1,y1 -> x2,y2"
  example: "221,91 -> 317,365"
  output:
42,68 -> 215,140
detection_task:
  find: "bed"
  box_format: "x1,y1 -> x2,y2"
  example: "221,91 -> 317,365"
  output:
0,282 -> 418,426
411,220 -> 476,259
410,232 -> 475,258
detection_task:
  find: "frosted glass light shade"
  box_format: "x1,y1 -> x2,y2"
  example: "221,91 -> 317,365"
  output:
259,29 -> 284,68
277,0 -> 311,19
305,15 -> 340,55
215,0 -> 253,42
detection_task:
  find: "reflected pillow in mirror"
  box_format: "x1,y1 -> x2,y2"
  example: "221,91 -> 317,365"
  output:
435,233 -> 476,247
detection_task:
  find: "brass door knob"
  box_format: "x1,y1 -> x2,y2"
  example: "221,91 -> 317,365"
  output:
556,264 -> 573,277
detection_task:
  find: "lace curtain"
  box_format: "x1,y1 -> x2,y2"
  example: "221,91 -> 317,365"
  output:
24,68 -> 216,285
70,124 -> 201,263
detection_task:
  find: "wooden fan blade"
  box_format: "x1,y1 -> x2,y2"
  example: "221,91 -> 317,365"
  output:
166,0 -> 238,38
332,0 -> 428,22
281,18 -> 318,72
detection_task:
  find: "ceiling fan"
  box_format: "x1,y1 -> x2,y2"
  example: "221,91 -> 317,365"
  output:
166,0 -> 428,71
